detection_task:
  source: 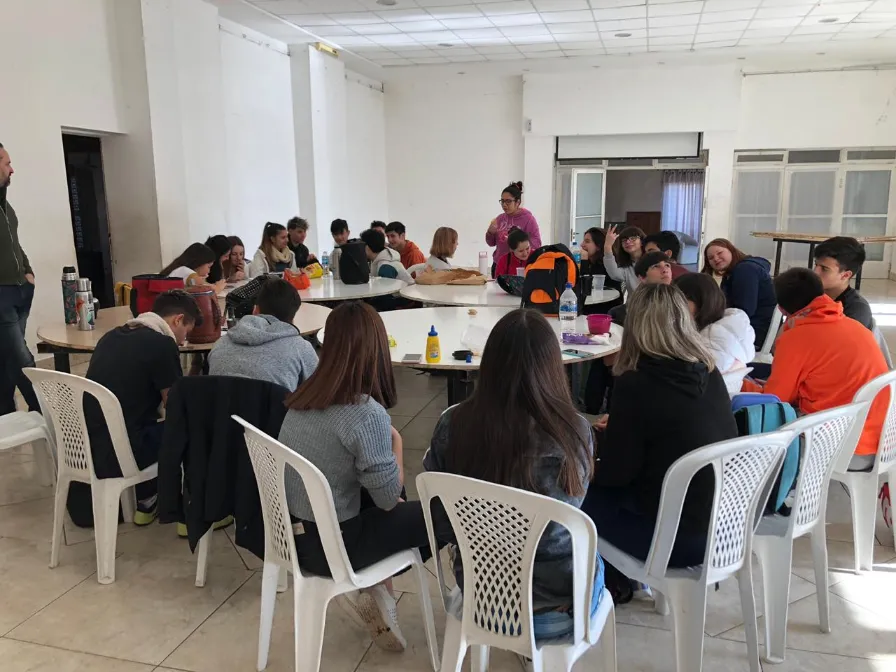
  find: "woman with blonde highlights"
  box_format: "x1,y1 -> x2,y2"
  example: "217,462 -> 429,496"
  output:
583,283 -> 737,602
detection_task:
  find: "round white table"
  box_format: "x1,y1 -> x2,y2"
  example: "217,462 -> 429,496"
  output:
321,306 -> 621,403
399,281 -> 620,308
220,277 -> 406,304
37,303 -> 331,373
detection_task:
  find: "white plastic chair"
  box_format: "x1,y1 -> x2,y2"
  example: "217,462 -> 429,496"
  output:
23,368 -> 158,585
872,318 -> 893,370
233,416 -> 439,672
0,409 -> 56,486
597,430 -> 794,672
416,472 -> 617,672
752,402 -> 871,663
753,306 -> 784,365
830,369 -> 896,572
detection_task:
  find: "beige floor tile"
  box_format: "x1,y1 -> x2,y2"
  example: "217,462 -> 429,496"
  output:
719,591 -> 896,660
114,523 -> 248,572
824,483 -> 890,548
391,415 -> 415,432
402,449 -> 428,501
751,648 -> 896,671
615,557 -> 816,637
0,459 -> 54,506
0,537 -> 99,635
399,415 -> 440,453
357,591 -> 523,672
62,510 -> 147,547
0,442 -> 38,463
8,556 -> 253,665
223,526 -> 264,570
0,638 -> 153,672
790,536 -> 896,587
163,573 -> 372,672
418,393 -> 449,419
830,566 -> 896,619
613,623 -> 755,672
0,498 -> 55,543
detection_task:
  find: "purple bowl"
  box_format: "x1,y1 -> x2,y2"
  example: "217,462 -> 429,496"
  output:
587,314 -> 612,335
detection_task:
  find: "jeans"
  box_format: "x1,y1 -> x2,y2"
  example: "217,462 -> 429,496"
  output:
0,282 -> 39,415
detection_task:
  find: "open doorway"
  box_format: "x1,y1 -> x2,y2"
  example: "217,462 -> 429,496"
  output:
62,133 -> 114,308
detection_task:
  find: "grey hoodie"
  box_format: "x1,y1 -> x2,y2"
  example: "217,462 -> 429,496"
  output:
208,314 -> 318,392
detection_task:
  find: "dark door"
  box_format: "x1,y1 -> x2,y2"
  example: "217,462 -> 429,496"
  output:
626,211 -> 662,236
62,134 -> 114,309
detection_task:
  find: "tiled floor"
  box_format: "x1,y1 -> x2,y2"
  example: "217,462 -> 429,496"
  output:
4,280 -> 896,671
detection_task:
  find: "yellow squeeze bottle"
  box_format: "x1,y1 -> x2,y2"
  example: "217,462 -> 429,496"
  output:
425,325 -> 441,364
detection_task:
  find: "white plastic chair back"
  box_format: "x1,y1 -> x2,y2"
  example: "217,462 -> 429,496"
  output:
233,416 -> 356,585
848,369 -> 896,475
783,403 -> 871,536
872,318 -> 894,370
24,368 -> 139,481
754,306 -> 784,364
646,430 -> 793,584
416,472 -> 598,659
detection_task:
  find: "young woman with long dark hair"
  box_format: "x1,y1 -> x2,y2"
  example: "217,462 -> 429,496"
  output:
278,301 -> 428,652
602,225 -> 645,293
222,235 -> 246,282
159,243 -> 223,291
702,238 -> 776,348
203,235 -> 232,285
424,308 -> 604,640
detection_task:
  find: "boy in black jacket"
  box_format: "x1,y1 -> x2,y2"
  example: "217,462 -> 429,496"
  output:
813,236 -> 873,330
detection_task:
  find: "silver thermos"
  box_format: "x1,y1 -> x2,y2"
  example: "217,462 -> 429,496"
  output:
75,278 -> 97,331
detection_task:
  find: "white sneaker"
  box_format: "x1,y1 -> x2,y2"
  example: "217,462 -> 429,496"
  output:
355,584 -> 407,652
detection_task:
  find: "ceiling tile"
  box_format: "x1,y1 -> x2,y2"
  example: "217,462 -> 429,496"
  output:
278,14 -> 339,26
552,35 -> 603,45
331,12 -> 383,25
749,17 -> 804,28
480,0 -> 537,14
649,34 -> 694,44
483,52 -> 527,59
462,36 -> 512,45
395,49 -> 438,57
784,33 -> 836,42
754,5 -> 812,19
490,13 -> 544,26
474,44 -> 520,53
350,23 -> 401,34
587,0 -> 648,8
840,20 -> 895,31
375,9 -> 433,22
446,54 -> 489,61
807,13 -> 859,24
742,27 -> 793,37
410,56 -> 450,63
507,32 -> 559,42
369,33 -> 424,44
372,58 -> 411,65
605,44 -> 648,53
440,17 -> 495,28
701,9 -> 755,23
541,9 -> 595,22
518,42 -> 563,51
396,20 -> 447,31
697,20 -> 749,32
647,1 -> 705,18
596,17 -> 648,30
693,38 -> 739,48
453,26 -> 505,37
432,46 -> 478,55
532,0 -> 590,9
702,0 -> 759,10
592,4 -> 646,20
792,23 -> 847,34
549,21 -> 599,33
833,28 -> 886,38
601,28 -> 647,39
333,35 -> 375,45
426,5 -> 485,19
500,23 -> 552,35
405,30 -> 461,41
807,2 -> 872,17
648,13 -> 700,27
313,25 -> 358,35
737,36 -> 785,45
648,23 -> 696,36
694,31 -> 743,42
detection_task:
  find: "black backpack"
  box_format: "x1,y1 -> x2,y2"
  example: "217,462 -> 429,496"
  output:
340,240 -> 370,285
225,275 -> 276,319
521,244 -> 579,316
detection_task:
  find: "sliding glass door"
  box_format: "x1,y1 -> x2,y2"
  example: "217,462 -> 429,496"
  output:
570,168 -> 605,243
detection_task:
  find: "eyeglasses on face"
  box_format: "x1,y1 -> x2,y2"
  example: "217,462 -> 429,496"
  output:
623,236 -> 641,242
499,199 -> 517,205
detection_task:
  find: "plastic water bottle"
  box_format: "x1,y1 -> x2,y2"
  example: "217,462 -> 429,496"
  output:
559,283 -> 578,338
321,250 -> 330,275
570,236 -> 582,267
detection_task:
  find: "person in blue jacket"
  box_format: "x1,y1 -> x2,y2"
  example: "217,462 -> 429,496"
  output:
702,238 -> 776,348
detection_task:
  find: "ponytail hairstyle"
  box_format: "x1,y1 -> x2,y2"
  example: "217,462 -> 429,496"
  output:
260,222 -> 287,267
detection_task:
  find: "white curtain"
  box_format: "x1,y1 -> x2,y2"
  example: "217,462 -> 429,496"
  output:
661,169 -> 704,239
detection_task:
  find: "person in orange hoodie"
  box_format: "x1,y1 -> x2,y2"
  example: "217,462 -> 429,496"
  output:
743,267 -> 888,470
384,221 -> 425,269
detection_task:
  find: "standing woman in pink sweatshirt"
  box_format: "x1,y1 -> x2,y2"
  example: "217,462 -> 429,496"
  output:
486,181 -> 542,274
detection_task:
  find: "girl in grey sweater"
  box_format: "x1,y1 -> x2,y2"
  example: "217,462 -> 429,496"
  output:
277,302 -> 430,653
603,224 -> 646,294
423,308 -> 605,641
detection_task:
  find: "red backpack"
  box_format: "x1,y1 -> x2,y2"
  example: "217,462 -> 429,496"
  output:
130,274 -> 184,317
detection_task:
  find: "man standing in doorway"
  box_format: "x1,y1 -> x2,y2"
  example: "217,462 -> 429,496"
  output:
0,142 -> 39,415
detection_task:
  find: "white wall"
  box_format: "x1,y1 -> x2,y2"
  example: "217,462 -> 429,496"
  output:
0,0 -> 128,353
385,75 -> 524,267
344,74 -> 389,242
604,170 -> 664,223
220,22 -> 299,252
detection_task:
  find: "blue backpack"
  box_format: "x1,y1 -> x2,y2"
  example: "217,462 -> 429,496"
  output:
733,399 -> 801,514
